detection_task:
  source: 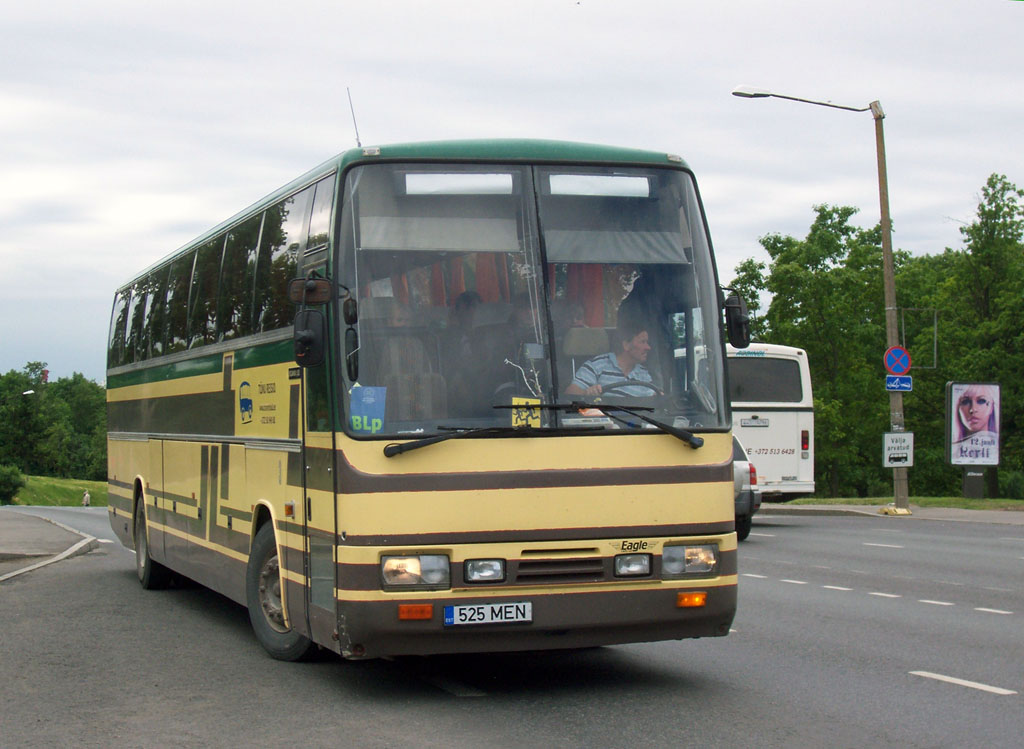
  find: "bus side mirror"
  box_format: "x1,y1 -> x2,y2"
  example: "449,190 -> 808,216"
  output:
724,292 -> 751,349
344,327 -> 359,381
294,309 -> 326,367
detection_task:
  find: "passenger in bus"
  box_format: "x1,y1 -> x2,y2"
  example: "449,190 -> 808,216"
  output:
565,318 -> 655,397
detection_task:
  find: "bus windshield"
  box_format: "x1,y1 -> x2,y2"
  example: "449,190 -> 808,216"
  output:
339,162 -> 727,437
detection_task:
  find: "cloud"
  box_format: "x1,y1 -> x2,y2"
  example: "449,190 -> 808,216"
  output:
2,0 -> 1023,380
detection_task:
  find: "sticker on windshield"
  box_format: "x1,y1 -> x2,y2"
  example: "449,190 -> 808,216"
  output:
511,397 -> 541,428
350,385 -> 386,434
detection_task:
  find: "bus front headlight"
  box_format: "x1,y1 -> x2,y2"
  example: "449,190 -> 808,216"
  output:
465,559 -> 505,583
381,555 -> 450,589
661,544 -> 718,578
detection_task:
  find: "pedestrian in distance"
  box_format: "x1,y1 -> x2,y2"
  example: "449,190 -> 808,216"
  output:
81,489 -> 91,507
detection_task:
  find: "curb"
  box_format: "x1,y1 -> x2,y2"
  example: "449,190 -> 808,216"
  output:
759,506 -> 882,518
0,515 -> 100,583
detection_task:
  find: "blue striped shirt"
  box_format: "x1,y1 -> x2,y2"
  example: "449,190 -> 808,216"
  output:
571,352 -> 653,396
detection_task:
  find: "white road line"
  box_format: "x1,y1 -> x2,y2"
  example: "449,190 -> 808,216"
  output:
863,542 -> 904,549
741,573 -> 767,579
749,532 -> 775,537
823,585 -> 852,591
910,671 -> 1017,696
919,600 -> 955,606
869,592 -> 901,598
975,607 -> 1013,615
781,579 -> 808,585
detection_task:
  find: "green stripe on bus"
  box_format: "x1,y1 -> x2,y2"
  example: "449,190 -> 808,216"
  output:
107,339 -> 294,389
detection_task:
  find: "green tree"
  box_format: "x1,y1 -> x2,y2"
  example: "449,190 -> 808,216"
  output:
0,463 -> 26,504
732,175 -> 1024,499
0,364 -> 107,481
919,174 -> 1024,496
732,205 -> 894,496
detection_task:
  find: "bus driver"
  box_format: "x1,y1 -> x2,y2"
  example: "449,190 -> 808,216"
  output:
565,319 -> 655,397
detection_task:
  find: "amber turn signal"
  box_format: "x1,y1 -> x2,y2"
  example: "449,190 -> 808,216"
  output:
398,604 -> 434,620
676,591 -> 708,608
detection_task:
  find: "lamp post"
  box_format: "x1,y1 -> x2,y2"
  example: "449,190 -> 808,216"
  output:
732,85 -> 909,513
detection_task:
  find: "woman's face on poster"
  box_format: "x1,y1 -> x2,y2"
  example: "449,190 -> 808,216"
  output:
958,388 -> 995,433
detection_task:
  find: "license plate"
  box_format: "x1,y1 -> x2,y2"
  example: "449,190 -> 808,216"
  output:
444,601 -> 532,626
741,418 -> 769,427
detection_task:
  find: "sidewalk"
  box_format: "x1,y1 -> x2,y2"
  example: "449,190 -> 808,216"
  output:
0,509 -> 100,582
760,503 -> 1024,525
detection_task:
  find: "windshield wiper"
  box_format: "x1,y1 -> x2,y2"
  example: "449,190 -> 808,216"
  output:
383,424 -> 601,457
520,402 -> 704,449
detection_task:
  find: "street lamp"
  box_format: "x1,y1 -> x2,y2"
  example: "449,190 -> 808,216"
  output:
732,85 -> 910,513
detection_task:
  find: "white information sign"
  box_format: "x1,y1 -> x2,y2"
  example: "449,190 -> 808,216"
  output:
883,432 -> 914,468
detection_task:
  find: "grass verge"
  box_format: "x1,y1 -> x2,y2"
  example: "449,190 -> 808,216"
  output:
789,496 -> 1024,512
13,475 -> 108,507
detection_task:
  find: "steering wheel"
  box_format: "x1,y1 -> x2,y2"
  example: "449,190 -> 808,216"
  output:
597,379 -> 664,397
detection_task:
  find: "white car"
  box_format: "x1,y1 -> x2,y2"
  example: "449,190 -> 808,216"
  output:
733,437 -> 761,541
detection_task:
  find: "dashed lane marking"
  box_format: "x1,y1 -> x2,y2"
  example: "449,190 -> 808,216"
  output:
823,585 -> 852,591
741,573 -> 767,578
863,542 -> 904,549
869,592 -> 901,598
780,579 -> 808,585
910,671 -> 1017,696
919,600 -> 955,606
975,607 -> 1013,615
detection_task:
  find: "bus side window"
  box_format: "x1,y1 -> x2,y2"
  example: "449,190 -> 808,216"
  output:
188,237 -> 225,349
140,269 -> 169,360
254,187 -> 313,333
165,251 -> 196,354
107,287 -> 132,368
218,214 -> 262,341
307,176 -> 334,250
124,279 -> 149,364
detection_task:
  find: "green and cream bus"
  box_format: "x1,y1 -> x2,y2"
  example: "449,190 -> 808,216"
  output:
106,139 -> 750,660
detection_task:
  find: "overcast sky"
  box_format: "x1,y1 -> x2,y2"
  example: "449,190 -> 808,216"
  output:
2,0 -> 1021,383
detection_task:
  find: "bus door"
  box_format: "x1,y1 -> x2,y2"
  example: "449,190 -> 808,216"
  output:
299,361 -> 340,650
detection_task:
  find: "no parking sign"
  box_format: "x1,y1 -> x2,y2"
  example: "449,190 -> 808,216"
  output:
884,346 -> 912,376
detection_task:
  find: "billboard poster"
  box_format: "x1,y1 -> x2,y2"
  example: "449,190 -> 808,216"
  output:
947,382 -> 1000,466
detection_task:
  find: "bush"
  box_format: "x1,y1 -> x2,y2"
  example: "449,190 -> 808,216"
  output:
0,463 -> 27,505
999,470 -> 1024,501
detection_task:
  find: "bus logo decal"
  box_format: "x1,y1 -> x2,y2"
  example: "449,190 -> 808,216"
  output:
239,381 -> 253,424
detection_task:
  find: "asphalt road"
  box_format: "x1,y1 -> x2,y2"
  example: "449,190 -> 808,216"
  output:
2,508 -> 1021,748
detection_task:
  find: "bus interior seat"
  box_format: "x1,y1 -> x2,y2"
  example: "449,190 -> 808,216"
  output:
383,372 -> 447,421
357,296 -> 447,418
561,327 -> 610,384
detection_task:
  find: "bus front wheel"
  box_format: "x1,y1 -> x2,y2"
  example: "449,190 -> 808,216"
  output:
246,523 -> 315,661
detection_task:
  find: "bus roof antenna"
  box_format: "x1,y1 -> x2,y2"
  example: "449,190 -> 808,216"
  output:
347,87 -> 362,148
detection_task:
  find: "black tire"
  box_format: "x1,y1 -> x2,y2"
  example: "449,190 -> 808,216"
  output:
135,500 -> 171,589
735,513 -> 752,541
246,523 -> 315,661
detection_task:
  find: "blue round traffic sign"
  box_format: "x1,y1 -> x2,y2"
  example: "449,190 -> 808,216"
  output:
884,346 -> 912,375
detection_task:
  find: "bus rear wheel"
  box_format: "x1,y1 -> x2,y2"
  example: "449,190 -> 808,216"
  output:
246,523 -> 315,661
135,500 -> 171,589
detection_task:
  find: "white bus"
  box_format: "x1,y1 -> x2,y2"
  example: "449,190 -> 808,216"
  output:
727,343 -> 814,499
